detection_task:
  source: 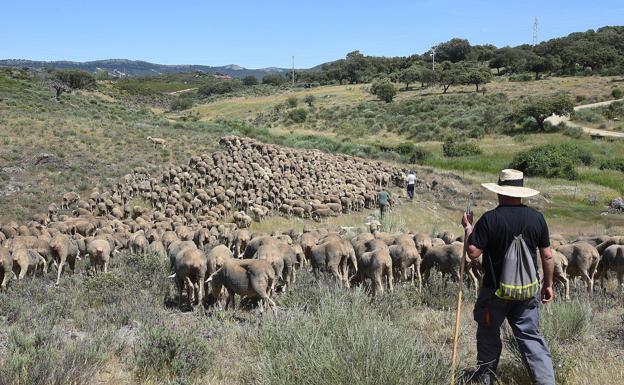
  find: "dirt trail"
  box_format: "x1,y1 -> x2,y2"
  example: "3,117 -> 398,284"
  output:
167,88 -> 198,95
546,98 -> 624,138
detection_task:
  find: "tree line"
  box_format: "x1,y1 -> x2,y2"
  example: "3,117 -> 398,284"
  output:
294,26 -> 624,87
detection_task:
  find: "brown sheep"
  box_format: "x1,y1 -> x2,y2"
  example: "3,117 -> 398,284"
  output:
388,243 -> 422,290
556,242 -> 600,293
86,238 -> 112,274
12,247 -> 47,280
1,246 -> 13,291
50,234 -> 79,285
206,258 -> 277,314
170,247 -> 207,309
352,248 -> 393,296
206,244 -> 232,277
309,239 -> 357,288
597,245 -> 624,291
420,243 -> 479,293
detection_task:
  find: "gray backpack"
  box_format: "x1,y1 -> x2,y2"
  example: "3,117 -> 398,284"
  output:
489,211 -> 540,301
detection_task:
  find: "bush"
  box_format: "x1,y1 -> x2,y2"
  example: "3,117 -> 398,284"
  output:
509,73 -> 533,82
510,143 -> 593,180
135,325 -> 213,381
370,78 -> 398,103
286,96 -> 298,108
303,94 -> 315,107
600,157 -> 624,172
287,108 -> 308,123
262,74 -> 286,86
393,142 -> 431,163
170,96 -> 193,111
562,125 -> 585,139
612,88 -> 623,99
198,80 -> 236,96
54,69 -> 96,90
250,286 -> 449,385
573,108 -> 603,123
442,137 -> 482,157
242,75 -> 259,86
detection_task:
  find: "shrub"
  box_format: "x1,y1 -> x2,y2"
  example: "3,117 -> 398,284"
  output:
250,286 -> 449,385
170,96 -> 193,111
198,80 -> 240,96
303,94 -> 315,107
287,108 -> 307,123
286,96 -> 298,108
262,74 -> 286,86
600,157 -> 624,172
510,143 -> 592,180
562,125 -> 585,139
393,142 -> 431,163
573,108 -> 603,123
509,73 -> 533,82
370,78 -> 398,103
612,88 -> 623,99
442,137 -> 482,157
54,69 -> 96,90
242,75 -> 259,86
135,325 -> 213,381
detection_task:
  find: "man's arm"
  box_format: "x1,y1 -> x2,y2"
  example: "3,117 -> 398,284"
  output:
462,212 -> 483,260
539,246 -> 554,304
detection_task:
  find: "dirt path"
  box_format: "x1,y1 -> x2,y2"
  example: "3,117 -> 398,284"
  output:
546,98 -> 624,138
167,87 -> 198,95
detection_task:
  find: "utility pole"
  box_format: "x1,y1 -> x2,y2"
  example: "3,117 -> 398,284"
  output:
533,17 -> 539,45
291,55 -> 295,87
430,44 -> 439,84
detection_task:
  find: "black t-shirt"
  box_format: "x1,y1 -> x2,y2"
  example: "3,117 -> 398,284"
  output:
469,205 -> 550,289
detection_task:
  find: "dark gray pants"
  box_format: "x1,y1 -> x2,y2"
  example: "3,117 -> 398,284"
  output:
473,288 -> 555,385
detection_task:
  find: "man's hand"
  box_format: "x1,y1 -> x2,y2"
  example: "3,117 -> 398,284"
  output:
541,285 -> 554,304
461,211 -> 474,229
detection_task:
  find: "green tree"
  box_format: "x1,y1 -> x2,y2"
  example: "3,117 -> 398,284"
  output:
418,67 -> 436,87
242,75 -> 258,86
514,94 -> 574,130
345,50 -> 366,83
262,74 -> 286,86
526,54 -> 560,79
437,62 -> 465,93
398,66 -> 420,90
434,38 -> 472,63
488,53 -> 507,75
286,96 -> 298,108
370,78 -> 398,103
465,67 -> 492,92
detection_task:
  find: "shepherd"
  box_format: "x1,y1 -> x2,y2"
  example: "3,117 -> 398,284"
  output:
461,169 -> 555,385
406,170 -> 416,200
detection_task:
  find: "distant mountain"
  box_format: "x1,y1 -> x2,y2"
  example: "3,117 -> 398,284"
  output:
0,59 -> 293,79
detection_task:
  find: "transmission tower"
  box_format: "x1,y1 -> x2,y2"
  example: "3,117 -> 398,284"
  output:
533,17 -> 539,45
291,55 -> 295,87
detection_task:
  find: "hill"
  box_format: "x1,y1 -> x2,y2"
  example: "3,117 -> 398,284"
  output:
0,58 -> 291,78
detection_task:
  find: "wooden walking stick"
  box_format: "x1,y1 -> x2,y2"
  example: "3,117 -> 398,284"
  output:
450,193 -> 474,385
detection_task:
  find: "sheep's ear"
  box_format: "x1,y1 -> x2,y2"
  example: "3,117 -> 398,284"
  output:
205,276 -> 213,283
168,273 -> 176,279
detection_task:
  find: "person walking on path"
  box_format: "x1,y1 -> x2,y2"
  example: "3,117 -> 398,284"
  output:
377,189 -> 390,219
461,169 -> 555,385
406,170 -> 416,200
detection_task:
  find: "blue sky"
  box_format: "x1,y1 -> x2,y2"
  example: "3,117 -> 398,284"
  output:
2,0 -> 623,68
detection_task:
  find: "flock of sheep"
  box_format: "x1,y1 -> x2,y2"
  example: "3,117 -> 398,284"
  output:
1,136 -> 623,312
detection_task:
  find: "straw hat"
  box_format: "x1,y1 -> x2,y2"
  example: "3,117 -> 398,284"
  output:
481,169 -> 539,198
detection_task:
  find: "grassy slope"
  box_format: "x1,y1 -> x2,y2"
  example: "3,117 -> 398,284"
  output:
1,73 -> 624,384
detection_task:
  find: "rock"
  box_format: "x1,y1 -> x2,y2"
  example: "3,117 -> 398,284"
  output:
608,197 -> 624,214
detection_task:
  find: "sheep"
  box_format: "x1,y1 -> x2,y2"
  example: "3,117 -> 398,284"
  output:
170,247 -> 207,309
556,242 -> 600,293
148,136 -> 167,148
1,246 -> 13,292
50,234 -> 80,285
86,238 -> 112,274
206,258 -> 277,314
